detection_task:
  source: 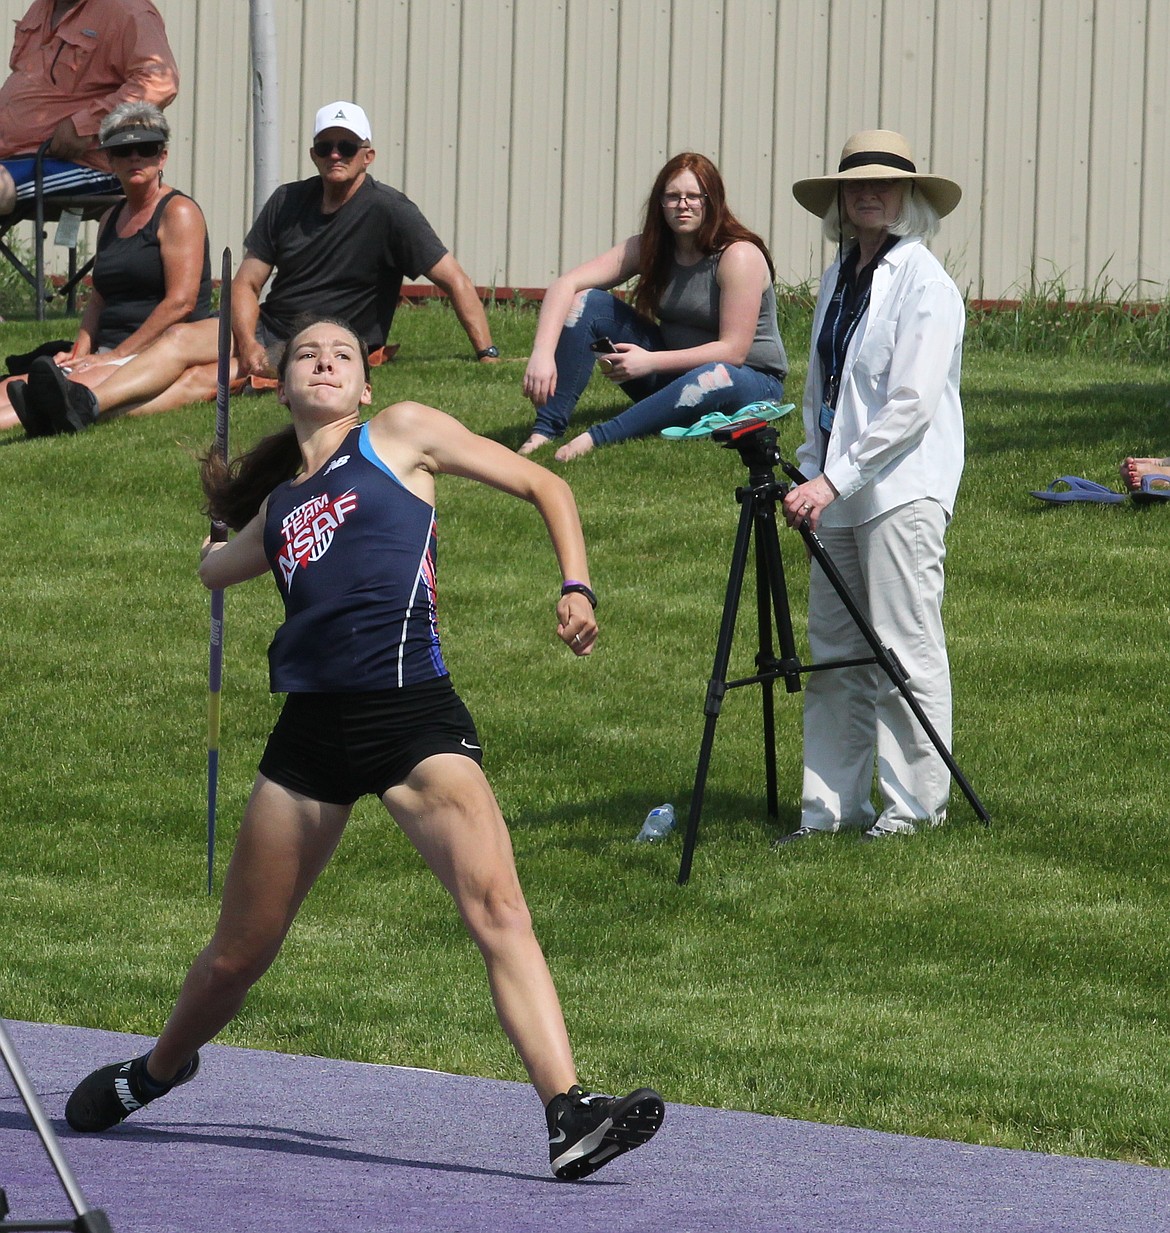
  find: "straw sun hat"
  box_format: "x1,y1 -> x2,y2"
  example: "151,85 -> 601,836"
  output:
792,130 -> 962,219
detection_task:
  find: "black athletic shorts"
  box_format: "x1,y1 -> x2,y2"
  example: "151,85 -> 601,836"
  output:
258,676 -> 483,806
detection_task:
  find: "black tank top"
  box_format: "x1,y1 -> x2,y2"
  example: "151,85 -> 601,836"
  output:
93,189 -> 212,348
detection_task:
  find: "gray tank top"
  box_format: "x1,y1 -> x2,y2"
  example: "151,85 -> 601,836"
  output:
656,251 -> 788,377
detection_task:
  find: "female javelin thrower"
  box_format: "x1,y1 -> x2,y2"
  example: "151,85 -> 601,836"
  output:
65,317 -> 663,1181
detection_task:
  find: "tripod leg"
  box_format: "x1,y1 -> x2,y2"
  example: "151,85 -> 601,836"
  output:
753,530 -> 779,820
0,1020 -> 113,1231
799,523 -> 990,825
757,505 -> 803,693
678,493 -> 757,884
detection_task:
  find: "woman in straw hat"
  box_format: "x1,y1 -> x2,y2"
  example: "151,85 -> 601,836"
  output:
778,130 -> 966,844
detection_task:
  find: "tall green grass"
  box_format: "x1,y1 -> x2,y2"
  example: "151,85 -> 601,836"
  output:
966,266 -> 1170,360
2,298 -> 1169,1166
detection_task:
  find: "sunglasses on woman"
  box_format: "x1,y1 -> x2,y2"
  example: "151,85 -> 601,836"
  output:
108,141 -> 164,159
313,139 -> 365,159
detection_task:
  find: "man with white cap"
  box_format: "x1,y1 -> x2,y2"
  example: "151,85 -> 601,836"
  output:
11,99 -> 500,434
233,100 -> 498,376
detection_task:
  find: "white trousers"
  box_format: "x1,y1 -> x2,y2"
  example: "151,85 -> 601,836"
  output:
800,499 -> 952,832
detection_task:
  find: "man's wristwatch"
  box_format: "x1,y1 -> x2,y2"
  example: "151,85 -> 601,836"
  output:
476,345 -> 500,359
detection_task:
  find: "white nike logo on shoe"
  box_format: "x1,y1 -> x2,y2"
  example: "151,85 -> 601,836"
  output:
552,1117 -> 614,1167
114,1064 -> 142,1112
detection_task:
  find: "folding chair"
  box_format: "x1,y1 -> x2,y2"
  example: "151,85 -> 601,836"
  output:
0,139 -> 123,320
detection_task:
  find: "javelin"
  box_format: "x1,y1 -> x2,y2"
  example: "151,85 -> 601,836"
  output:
207,247 -> 232,895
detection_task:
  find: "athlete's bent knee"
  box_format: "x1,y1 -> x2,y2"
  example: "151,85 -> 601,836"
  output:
203,943 -> 277,995
463,884 -> 534,952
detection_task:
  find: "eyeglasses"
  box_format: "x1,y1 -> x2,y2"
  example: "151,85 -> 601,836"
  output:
313,139 -> 365,159
661,191 -> 707,207
108,141 -> 164,159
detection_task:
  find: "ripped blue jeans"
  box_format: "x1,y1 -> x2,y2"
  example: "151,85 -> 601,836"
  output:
531,289 -> 785,444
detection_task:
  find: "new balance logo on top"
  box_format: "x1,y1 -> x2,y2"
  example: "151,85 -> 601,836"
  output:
324,454 -> 350,475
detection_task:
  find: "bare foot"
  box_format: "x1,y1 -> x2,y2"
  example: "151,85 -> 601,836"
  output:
1120,456 -> 1170,491
554,432 -> 595,462
518,432 -> 551,456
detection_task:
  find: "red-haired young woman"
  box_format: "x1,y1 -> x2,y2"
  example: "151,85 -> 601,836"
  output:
520,152 -> 788,460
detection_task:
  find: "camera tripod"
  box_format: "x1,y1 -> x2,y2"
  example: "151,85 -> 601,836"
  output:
0,1020 -> 112,1233
676,420 -> 989,884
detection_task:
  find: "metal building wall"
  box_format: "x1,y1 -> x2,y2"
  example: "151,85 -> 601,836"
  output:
3,0 -> 1167,300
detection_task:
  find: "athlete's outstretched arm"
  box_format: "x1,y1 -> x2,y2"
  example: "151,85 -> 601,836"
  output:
367,402 -> 597,655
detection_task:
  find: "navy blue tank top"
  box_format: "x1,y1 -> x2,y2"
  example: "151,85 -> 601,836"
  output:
263,423 -> 447,692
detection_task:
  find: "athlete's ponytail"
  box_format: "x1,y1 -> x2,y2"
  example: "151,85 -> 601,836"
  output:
200,426 -> 301,530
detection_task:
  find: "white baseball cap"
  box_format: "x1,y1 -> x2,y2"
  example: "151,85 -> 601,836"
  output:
313,101 -> 372,143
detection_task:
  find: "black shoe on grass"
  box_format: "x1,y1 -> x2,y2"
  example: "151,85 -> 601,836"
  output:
28,356 -> 99,434
65,1052 -> 200,1132
546,1084 -> 664,1180
9,380 -> 52,438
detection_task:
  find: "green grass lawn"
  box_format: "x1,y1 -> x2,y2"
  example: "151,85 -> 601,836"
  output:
1,300 -> 1168,1166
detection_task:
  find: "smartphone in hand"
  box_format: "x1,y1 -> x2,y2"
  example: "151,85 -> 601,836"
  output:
589,336 -> 617,354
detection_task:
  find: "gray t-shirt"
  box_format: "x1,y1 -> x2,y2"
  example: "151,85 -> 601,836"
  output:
657,251 -> 788,378
245,175 -> 448,347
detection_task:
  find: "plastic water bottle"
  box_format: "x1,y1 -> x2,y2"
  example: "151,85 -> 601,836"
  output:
635,804 -> 676,843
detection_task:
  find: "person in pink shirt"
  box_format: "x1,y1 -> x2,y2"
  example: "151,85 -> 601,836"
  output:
0,0 -> 178,215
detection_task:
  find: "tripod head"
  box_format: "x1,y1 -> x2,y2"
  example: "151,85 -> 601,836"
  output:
712,417 -> 781,484
711,417 -> 808,490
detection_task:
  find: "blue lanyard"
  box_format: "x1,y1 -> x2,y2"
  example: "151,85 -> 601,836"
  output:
816,237 -> 898,443
822,275 -> 871,410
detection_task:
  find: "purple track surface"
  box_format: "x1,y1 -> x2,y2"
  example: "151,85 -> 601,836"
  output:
2,1020 -> 1167,1232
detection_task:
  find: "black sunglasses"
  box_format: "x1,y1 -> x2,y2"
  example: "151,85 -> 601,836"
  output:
108,141 -> 164,159
313,138 -> 364,159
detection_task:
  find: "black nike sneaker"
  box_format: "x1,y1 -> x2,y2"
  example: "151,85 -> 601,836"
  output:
546,1084 -> 664,1180
65,1052 -> 200,1132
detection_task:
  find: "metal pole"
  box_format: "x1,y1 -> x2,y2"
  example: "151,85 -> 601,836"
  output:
249,0 -> 282,220
0,1019 -> 113,1232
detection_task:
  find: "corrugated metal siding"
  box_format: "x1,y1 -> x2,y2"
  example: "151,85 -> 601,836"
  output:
506,0 -> 558,289
1086,4 -> 1146,295
981,2 -> 1041,300
560,1 -> 620,277
1034,0 -> 1093,292
1140,0 -> 1169,293
3,0 -> 1167,300
929,1 -> 985,295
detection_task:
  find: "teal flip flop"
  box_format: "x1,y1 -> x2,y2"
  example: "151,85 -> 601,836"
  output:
660,401 -> 795,439
1029,476 -> 1125,505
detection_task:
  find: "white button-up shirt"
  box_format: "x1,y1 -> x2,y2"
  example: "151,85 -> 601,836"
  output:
796,236 -> 966,527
